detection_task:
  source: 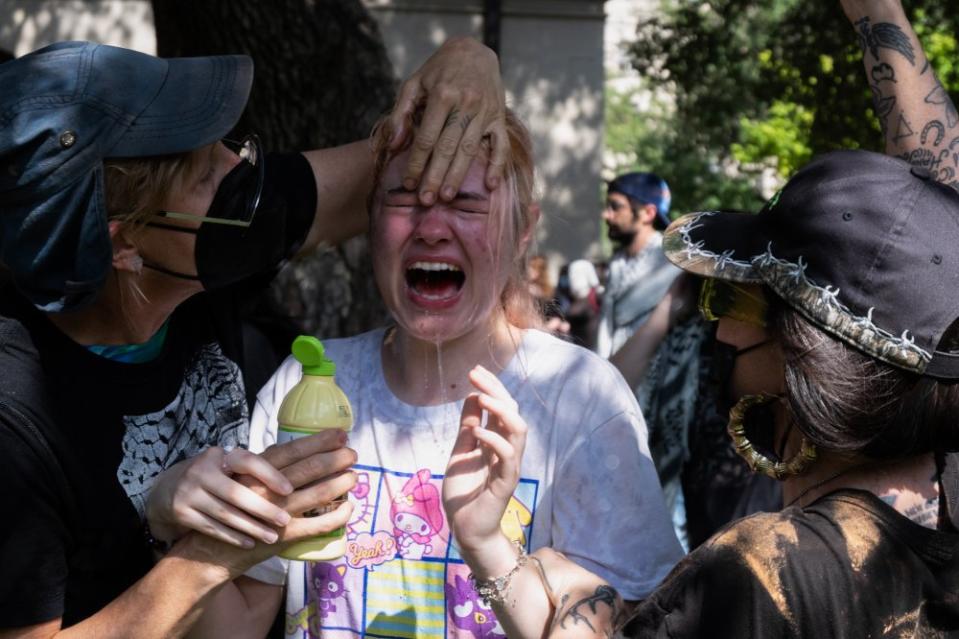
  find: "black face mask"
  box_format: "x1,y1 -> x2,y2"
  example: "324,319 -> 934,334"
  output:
712,336 -> 780,458
143,152 -> 314,291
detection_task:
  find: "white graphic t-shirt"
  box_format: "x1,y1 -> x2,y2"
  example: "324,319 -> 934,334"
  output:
249,328 -> 683,639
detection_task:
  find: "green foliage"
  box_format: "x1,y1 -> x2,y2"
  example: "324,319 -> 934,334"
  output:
732,100 -> 813,176
604,81 -> 765,217
611,0 -> 959,214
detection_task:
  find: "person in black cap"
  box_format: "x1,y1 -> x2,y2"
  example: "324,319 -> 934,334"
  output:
439,153 -> 959,639
432,17 -> 959,638
0,37 -> 507,637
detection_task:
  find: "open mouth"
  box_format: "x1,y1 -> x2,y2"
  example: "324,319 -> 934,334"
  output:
405,261 -> 465,302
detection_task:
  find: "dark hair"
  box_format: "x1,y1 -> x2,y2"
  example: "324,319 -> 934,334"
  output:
616,194 -> 668,231
771,296 -> 959,459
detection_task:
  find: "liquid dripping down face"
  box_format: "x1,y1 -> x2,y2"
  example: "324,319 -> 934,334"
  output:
372,150 -> 513,343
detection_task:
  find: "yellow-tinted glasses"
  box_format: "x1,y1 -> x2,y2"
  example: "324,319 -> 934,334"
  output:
698,279 -> 768,327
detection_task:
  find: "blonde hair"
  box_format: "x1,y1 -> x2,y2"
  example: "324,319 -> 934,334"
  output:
103,152 -> 196,227
368,109 -> 542,329
102,152 -> 196,308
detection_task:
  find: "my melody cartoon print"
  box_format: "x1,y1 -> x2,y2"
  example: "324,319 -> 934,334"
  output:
391,470 -> 445,559
286,465 -> 537,639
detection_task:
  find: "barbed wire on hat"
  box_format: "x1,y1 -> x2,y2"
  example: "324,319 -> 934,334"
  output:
752,245 -> 931,371
665,211 -> 932,372
665,211 -> 756,282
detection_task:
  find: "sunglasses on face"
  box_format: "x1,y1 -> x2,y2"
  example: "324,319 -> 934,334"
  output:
698,278 -> 768,327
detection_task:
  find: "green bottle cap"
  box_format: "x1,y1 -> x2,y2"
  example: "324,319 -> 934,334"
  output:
291,335 -> 336,376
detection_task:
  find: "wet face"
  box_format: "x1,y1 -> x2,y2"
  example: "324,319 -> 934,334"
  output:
603,191 -> 641,246
372,150 -> 512,342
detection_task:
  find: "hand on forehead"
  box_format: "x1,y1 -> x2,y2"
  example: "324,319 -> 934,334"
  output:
382,149 -> 493,204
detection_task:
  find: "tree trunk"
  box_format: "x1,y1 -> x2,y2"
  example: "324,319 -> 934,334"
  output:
152,0 -> 394,339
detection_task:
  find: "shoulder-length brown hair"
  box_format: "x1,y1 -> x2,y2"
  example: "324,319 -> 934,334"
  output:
772,297 -> 959,458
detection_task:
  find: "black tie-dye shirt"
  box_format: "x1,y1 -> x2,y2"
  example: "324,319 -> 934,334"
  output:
625,488 -> 959,638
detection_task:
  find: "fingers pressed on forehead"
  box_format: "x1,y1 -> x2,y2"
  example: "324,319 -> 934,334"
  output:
402,99 -> 452,193
390,80 -> 423,149
433,110 -> 488,201
484,123 -> 509,190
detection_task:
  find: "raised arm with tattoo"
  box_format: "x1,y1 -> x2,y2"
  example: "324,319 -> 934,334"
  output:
842,0 -> 959,190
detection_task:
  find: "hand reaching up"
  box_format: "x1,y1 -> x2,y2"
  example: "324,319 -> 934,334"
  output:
442,366 -> 528,562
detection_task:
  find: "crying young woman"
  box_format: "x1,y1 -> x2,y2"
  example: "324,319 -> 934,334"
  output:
244,109 -> 683,638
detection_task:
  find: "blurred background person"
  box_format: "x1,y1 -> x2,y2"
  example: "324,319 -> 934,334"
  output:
552,259 -> 602,349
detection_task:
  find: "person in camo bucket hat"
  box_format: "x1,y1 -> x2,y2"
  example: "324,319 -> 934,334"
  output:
664,150 -> 959,379
436,148 -> 959,638
0,41 -> 253,311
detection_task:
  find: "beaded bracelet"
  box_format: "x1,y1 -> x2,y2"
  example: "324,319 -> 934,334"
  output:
469,541 -> 528,607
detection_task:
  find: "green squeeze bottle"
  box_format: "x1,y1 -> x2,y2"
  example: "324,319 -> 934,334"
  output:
276,336 -> 354,561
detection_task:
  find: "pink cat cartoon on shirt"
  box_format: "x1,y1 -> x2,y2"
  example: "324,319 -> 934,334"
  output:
391,469 -> 444,560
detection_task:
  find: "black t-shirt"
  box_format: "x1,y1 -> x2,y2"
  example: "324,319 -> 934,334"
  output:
625,489 -> 959,638
0,152 -> 315,628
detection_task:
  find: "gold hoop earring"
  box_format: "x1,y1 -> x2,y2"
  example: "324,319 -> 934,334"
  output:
727,393 -> 817,480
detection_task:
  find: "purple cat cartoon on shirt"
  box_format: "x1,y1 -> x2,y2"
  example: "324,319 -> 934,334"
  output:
311,562 -> 348,619
445,574 -> 505,639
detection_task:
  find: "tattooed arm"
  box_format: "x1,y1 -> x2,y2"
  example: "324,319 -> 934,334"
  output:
841,0 -> 959,190
459,538 -> 627,639
531,549 -> 629,639
876,455 -> 942,530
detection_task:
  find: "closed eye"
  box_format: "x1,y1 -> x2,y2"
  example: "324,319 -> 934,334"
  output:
451,199 -> 489,214
383,188 -> 418,210
451,190 -> 489,214
384,200 -> 417,207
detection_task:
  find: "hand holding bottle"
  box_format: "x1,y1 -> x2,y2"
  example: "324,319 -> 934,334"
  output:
146,429 -> 356,549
